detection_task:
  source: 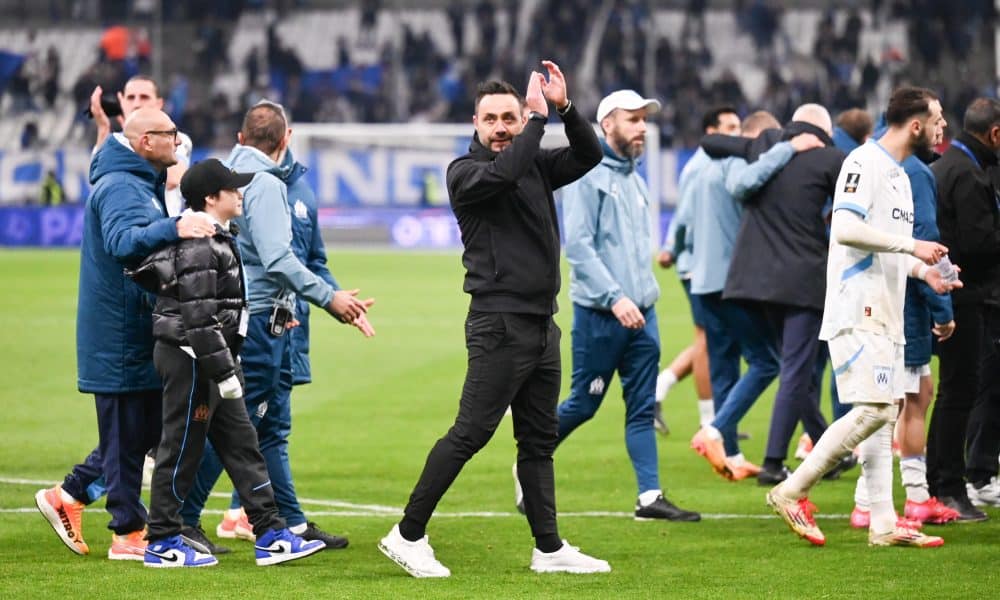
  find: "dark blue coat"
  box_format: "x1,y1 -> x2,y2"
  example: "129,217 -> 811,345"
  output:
279,150 -> 338,385
77,135 -> 179,393
903,154 -> 953,366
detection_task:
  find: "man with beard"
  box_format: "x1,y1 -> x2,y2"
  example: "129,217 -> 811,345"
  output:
379,63 -> 608,577
538,90 -> 701,521
767,87 -> 959,548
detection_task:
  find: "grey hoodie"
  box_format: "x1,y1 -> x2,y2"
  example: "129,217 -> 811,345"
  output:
226,144 -> 334,314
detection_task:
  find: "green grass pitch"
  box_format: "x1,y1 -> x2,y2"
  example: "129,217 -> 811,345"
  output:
0,249 -> 996,598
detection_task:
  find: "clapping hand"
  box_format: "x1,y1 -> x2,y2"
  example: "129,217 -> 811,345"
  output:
540,60 -> 568,111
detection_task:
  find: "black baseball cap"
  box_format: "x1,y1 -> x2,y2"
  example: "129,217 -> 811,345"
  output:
180,158 -> 255,204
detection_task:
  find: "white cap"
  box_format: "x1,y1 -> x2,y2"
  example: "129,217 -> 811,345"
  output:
596,90 -> 661,123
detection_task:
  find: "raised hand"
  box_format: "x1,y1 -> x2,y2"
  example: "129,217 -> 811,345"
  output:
540,60 -> 568,110
525,71 -> 548,117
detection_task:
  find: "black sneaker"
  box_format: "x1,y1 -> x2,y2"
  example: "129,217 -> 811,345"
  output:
822,454 -> 858,481
757,465 -> 791,486
939,495 -> 989,522
180,523 -> 231,555
634,495 -> 701,522
653,402 -> 670,436
301,521 -> 349,549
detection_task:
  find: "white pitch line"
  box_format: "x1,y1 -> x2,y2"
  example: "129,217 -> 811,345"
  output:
0,476 -> 852,520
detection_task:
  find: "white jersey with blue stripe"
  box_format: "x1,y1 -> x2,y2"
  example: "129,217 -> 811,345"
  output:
819,141 -> 914,344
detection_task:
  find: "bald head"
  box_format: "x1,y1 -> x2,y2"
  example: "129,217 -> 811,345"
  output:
792,103 -> 833,136
123,107 -> 178,170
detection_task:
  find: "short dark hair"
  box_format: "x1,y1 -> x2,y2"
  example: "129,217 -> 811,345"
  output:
884,87 -> 938,126
240,103 -> 287,155
124,75 -> 160,98
836,108 -> 874,143
474,80 -> 523,112
186,193 -> 207,212
702,105 -> 739,132
963,97 -> 1000,135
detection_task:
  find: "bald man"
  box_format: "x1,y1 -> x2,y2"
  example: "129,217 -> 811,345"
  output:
704,103 -> 854,484
35,107 -> 214,561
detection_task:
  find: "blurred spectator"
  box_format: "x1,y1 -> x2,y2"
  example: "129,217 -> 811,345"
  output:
40,170 -> 65,206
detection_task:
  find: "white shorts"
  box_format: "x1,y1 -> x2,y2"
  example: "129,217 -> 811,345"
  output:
828,329 -> 904,404
902,363 -> 932,395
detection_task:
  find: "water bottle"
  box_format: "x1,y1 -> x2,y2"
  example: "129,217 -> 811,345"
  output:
934,255 -> 958,284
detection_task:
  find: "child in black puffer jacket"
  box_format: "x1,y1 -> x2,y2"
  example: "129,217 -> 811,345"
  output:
128,158 -> 326,568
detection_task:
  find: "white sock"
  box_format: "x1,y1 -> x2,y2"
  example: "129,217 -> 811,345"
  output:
289,523 -> 307,534
727,453 -> 746,466
638,489 -> 662,507
782,405 -> 892,499
900,455 -> 930,503
226,507 -> 243,520
703,424 -> 723,441
59,487 -> 78,505
655,369 -> 678,402
698,399 -> 715,427
860,422 -> 896,534
854,469 -> 870,510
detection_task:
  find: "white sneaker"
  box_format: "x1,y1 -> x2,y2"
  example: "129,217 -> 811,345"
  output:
530,541 -> 611,574
513,463 -> 524,514
967,477 -> 1000,507
378,524 -> 450,578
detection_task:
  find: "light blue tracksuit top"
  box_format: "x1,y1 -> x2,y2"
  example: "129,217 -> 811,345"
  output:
564,140 -> 660,310
226,144 -> 334,314
665,148 -> 712,277
681,141 -> 796,295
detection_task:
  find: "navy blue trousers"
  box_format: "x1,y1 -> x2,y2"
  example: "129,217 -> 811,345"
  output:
62,391 -> 161,534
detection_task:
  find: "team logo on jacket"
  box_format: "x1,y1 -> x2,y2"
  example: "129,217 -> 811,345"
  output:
589,376 -> 605,396
844,173 -> 860,193
873,366 -> 891,392
294,199 -> 308,220
193,404 -> 209,422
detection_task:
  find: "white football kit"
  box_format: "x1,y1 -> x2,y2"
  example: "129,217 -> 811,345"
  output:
820,141 -> 916,403
164,131 -> 193,217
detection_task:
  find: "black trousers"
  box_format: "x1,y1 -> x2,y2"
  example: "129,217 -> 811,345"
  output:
966,305 -> 1000,485
147,342 -> 283,542
927,303 -> 1000,497
761,304 -> 828,462
401,311 -> 561,544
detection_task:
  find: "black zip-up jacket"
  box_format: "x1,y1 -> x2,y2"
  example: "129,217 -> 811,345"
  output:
128,222 -> 247,382
701,121 -> 846,310
932,131 -> 1000,306
447,103 -> 602,315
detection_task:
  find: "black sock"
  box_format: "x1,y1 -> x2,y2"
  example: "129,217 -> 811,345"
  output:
397,518 -> 425,542
535,534 -> 563,553
763,457 -> 783,471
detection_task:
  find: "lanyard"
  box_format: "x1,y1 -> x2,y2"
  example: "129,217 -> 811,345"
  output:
950,140 -> 982,170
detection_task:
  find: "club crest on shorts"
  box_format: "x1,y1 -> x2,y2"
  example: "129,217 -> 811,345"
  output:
589,376 -> 605,396
873,366 -> 891,391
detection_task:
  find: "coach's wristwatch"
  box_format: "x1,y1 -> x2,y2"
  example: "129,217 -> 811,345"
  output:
528,111 -> 547,122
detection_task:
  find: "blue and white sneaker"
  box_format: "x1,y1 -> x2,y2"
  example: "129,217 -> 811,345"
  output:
144,535 -> 218,568
255,528 -> 326,566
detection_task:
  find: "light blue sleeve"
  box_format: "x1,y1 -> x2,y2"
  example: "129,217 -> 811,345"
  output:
244,175 -> 334,307
563,177 -> 624,308
724,141 -> 795,201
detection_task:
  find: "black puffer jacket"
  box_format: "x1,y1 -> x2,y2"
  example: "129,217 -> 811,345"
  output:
128,222 -> 247,383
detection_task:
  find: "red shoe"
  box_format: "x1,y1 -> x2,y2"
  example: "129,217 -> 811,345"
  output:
904,497 -> 961,525
794,434 -> 813,460
727,458 -> 761,481
108,530 -> 147,561
849,506 -> 870,529
690,428 -> 733,480
766,487 -> 825,546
